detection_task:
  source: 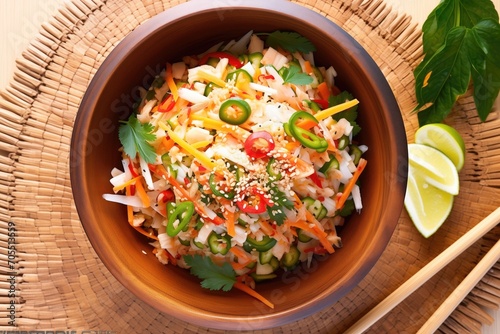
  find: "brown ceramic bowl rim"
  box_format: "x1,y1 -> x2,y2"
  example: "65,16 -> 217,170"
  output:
70,0 -> 407,329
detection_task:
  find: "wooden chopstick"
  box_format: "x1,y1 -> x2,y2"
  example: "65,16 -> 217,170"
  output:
418,237 -> 500,333
344,207 -> 500,334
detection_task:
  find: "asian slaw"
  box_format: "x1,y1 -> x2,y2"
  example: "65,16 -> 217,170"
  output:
103,30 -> 368,308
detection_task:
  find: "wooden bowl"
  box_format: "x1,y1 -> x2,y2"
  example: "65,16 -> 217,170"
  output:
70,0 -> 407,330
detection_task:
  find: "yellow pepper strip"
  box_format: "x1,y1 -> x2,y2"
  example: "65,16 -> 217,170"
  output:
113,175 -> 142,193
158,121 -> 217,170
314,99 -> 359,121
166,63 -> 179,101
296,99 -> 359,130
190,114 -> 250,138
191,140 -> 212,149
197,70 -> 226,88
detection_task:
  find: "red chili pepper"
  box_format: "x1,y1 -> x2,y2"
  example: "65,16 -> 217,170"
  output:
312,99 -> 329,110
308,171 -> 323,188
258,74 -> 275,81
128,160 -> 139,178
157,189 -> 175,204
244,131 -> 275,159
158,94 -> 176,112
303,246 -> 328,255
236,187 -> 271,214
198,51 -> 244,69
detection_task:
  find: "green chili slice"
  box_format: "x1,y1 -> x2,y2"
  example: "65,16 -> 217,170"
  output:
208,172 -> 236,199
288,111 -> 328,152
166,201 -> 194,237
318,154 -> 340,174
281,245 -> 300,270
208,232 -> 231,255
337,135 -> 350,150
243,236 -> 277,252
266,157 -> 282,181
227,69 -> 253,85
219,97 -> 251,125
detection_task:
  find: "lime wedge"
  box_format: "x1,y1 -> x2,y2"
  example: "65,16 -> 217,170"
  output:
404,163 -> 454,238
415,123 -> 465,171
408,144 -> 459,196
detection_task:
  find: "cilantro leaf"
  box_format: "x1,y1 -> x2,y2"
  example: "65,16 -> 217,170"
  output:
329,92 -> 361,136
118,114 -> 157,163
266,184 -> 294,226
183,254 -> 236,291
281,66 -> 313,86
265,31 -> 316,54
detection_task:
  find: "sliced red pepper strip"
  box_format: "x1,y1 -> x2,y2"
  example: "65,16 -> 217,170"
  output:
236,187 -> 272,214
312,99 -> 329,110
198,51 -> 244,69
157,189 -> 175,204
244,131 -> 275,159
158,94 -> 176,112
128,159 -> 139,178
308,170 -> 323,189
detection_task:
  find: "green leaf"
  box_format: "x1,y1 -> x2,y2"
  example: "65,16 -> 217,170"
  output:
466,20 -> 500,121
414,26 -> 471,126
265,31 -> 316,54
266,184 -> 294,226
416,19 -> 500,125
183,254 -> 236,291
421,0 -> 498,58
281,66 -> 313,86
118,114 -> 157,163
329,92 -> 361,136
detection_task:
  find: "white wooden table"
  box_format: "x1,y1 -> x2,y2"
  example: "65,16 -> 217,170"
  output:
1,0 -> 500,332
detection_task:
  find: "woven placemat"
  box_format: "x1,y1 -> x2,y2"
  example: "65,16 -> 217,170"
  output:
1,0 -> 500,332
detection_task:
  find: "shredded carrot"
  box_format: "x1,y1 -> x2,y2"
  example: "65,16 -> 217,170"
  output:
125,185 -> 134,224
296,119 -> 318,130
152,165 -> 225,225
287,219 -> 334,254
337,158 -> 367,209
161,137 -> 175,153
304,60 -> 313,75
285,141 -> 301,152
234,281 -> 274,309
229,246 -> 252,262
229,247 -> 253,270
259,219 -> 274,236
166,63 -> 179,101
231,261 -> 250,271
134,178 -> 150,207
226,209 -> 236,237
317,81 -> 331,101
113,175 -> 142,193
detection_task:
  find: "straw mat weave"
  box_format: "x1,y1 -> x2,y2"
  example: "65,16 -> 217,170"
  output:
1,0 -> 500,333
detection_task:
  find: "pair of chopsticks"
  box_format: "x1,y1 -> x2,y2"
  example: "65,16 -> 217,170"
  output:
345,207 -> 500,334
